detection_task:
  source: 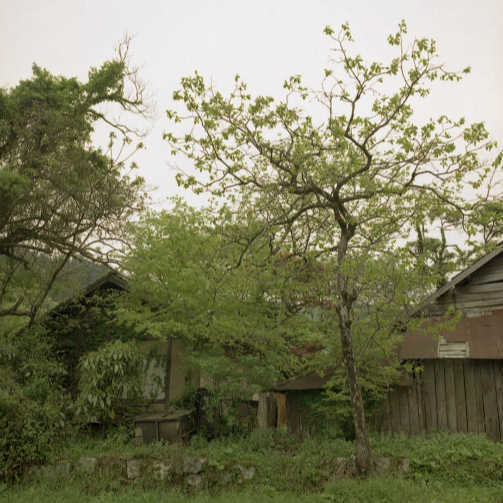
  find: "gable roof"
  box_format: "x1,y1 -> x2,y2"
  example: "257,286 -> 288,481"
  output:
402,243 -> 503,360
413,243 -> 503,315
44,261 -> 127,316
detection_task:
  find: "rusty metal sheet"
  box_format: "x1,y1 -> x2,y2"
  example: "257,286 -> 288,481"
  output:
400,310 -> 503,359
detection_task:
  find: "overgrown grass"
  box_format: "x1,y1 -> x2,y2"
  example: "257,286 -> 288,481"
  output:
372,432 -> 503,486
2,486 -> 326,503
50,429 -> 503,488
4,431 -> 503,502
3,482 -> 503,503
323,478 -> 503,503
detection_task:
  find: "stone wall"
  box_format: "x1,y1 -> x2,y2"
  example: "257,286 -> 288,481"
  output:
26,453 -> 410,491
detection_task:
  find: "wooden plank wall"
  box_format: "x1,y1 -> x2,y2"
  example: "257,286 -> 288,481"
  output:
432,253 -> 503,316
376,359 -> 503,440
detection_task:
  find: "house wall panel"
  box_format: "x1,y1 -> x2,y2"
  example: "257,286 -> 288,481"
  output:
422,361 -> 437,433
378,359 -> 503,440
480,361 -> 500,440
444,360 -> 458,432
434,360 -> 448,430
453,359 -> 468,433
493,361 -> 503,441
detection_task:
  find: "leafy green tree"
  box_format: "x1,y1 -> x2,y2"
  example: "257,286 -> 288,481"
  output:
164,22 -> 497,473
404,151 -> 503,280
461,154 -> 503,261
406,222 -> 458,289
0,37 -> 148,324
120,202 -> 314,393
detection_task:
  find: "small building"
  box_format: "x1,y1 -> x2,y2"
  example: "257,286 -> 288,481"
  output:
41,263 -> 193,411
272,372 -> 333,435
43,262 -> 257,442
377,244 -> 503,440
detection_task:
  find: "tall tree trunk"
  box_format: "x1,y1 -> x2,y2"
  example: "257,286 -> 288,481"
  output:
336,227 -> 371,475
340,311 -> 371,475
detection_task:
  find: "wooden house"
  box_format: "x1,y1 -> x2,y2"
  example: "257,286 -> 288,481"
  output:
42,264 -> 192,411
269,245 -> 503,440
377,244 -> 503,440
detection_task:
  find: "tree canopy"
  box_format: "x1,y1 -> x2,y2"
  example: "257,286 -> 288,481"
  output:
164,21 -> 499,473
0,39 -> 148,324
120,202 -> 314,391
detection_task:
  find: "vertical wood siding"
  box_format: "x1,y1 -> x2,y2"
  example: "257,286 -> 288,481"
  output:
377,359 -> 503,440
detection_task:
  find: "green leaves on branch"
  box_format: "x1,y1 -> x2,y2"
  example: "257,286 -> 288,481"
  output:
0,38 -> 148,323
162,21 -> 499,473
76,340 -> 143,422
164,20 -> 497,278
120,202 -> 318,388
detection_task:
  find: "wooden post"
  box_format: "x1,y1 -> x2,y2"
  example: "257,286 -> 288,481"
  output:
276,393 -> 287,429
257,393 -> 269,429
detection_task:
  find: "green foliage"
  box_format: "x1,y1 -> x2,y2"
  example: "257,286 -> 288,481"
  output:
8,432 -> 503,501
44,289 -> 142,394
0,326 -> 68,481
373,433 -> 503,487
120,201 -> 315,391
0,324 -> 67,402
76,340 -> 144,423
174,384 -> 257,439
0,39 -> 147,323
0,368 -> 66,482
0,327 -> 68,480
164,21 -> 500,470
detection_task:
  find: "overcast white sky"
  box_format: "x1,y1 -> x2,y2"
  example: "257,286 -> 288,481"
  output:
1,0 -> 502,208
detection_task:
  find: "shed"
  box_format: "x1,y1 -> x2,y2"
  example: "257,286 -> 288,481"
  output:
41,262 -> 194,413
272,371 -> 335,435
377,244 -> 503,440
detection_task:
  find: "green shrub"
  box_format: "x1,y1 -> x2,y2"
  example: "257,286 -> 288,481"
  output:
173,386 -> 258,439
371,432 -> 503,486
76,340 -> 143,424
0,325 -> 67,402
0,368 -> 65,481
0,326 -> 69,481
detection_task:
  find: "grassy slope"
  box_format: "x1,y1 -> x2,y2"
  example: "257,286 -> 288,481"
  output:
3,483 -> 503,503
3,432 -> 503,502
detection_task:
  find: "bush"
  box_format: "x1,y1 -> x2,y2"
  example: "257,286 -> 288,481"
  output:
172,386 -> 258,440
0,326 -> 69,481
0,324 -> 67,402
76,340 -> 143,424
372,432 -> 503,486
0,368 -> 65,481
